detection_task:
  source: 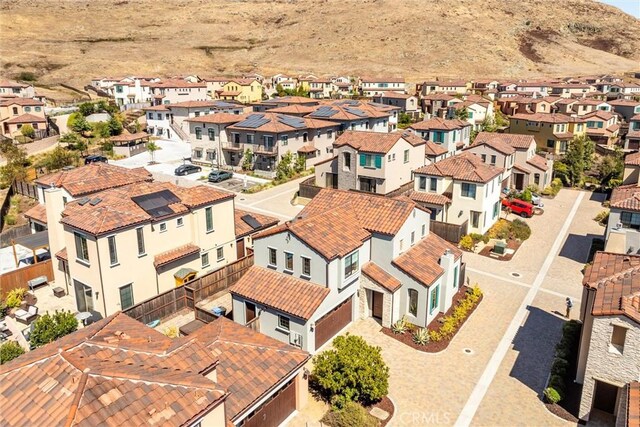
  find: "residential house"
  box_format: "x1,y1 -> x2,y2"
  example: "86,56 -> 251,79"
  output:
305,100 -> 398,133
314,130 -> 426,195
333,80 -> 354,97
0,97 -> 47,138
626,114 -> 640,150
111,78 -> 155,106
424,140 -> 449,164
472,80 -> 500,92
509,113 -> 587,155
606,82 -> 640,100
410,152 -> 504,234
231,189 -> 464,353
514,81 -> 552,95
234,209 -> 280,259
242,72 -> 265,83
570,99 -> 612,116
109,132 -> 150,158
420,93 -> 457,118
150,80 -> 208,105
583,110 -> 620,147
0,312 -> 311,427
278,79 -> 298,91
49,180 -> 237,319
255,96 -> 320,112
360,77 -> 406,97
497,96 -> 553,116
218,79 -> 263,104
0,80 -> 35,98
224,113 -> 339,173
575,252 -> 640,423
549,83 -> 595,98
408,117 -> 472,156
201,76 -> 229,98
418,80 -> 468,96
309,79 -> 335,99
604,184 -> 640,254
608,99 -> 640,122
372,92 -> 420,115
622,152 -> 640,186
446,99 -> 494,131
186,113 -> 245,167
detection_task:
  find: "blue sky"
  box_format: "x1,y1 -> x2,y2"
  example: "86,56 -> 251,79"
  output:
599,0 -> 640,18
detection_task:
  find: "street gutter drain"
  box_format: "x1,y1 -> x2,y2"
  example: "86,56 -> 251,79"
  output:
463,348 -> 474,355
239,198 -> 246,201
510,272 -> 521,278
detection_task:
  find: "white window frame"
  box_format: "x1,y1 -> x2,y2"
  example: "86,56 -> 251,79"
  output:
268,247 -> 277,267
107,235 -> 118,266
284,251 -> 294,272
201,252 -> 210,268
216,247 -> 224,261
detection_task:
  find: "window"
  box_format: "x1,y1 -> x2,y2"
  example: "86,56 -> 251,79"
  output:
284,252 -> 293,271
534,174 -> 540,186
246,134 -> 254,144
610,325 -> 627,353
278,315 -> 290,331
119,284 -> 134,310
471,211 -> 481,228
74,232 -> 89,263
35,106 -> 41,112
344,251 -> 359,279
343,152 -> 351,171
411,231 -> 415,246
481,154 -> 487,163
201,252 -> 210,268
177,217 -> 184,227
546,140 -> 555,148
281,135 -> 288,145
404,149 -> 410,163
418,176 -> 427,190
208,128 -> 215,141
493,201 -> 500,219
107,236 -> 118,266
205,207 -> 213,232
136,227 -> 145,255
408,289 -> 418,316
302,256 -> 311,277
359,154 -> 382,168
620,211 -> 640,229
430,285 -> 440,313
268,248 -> 277,266
490,155 -> 496,166
430,178 -> 437,192
24,106 -> 31,112
421,224 -> 426,237
216,247 -> 224,261
327,130 -> 333,138
11,107 -> 17,115
195,127 -> 202,140
159,222 -> 167,232
461,183 -> 476,199
453,266 -> 459,288
399,239 -> 404,252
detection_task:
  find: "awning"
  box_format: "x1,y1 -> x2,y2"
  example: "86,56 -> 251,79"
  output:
14,231 -> 49,250
174,267 -> 197,280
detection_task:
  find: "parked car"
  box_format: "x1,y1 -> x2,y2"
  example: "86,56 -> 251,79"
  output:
84,155 -> 108,165
174,164 -> 202,176
208,169 -> 233,183
502,188 -> 543,207
501,198 -> 534,218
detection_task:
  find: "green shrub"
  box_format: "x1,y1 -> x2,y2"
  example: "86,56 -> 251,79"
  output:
3,214 -> 16,226
487,219 -> 511,240
510,219 -> 531,240
391,318 -> 407,335
521,188 -> 532,202
550,357 -> 569,377
549,375 -> 566,396
312,334 -> 389,407
321,401 -> 380,427
459,235 -> 474,251
5,288 -> 27,308
469,233 -> 489,244
412,328 -> 429,346
594,209 -> 609,225
544,387 -> 562,404
20,124 -> 35,139
30,310 -> 78,348
428,329 -> 443,342
15,71 -> 37,82
0,341 -> 25,364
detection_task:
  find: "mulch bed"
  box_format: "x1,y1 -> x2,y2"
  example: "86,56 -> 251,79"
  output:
544,379 -> 582,422
477,239 -> 521,261
366,396 -> 395,426
380,287 -> 482,353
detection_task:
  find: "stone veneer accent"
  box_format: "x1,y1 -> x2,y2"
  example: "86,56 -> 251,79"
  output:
579,314 -> 640,421
359,275 -> 393,328
336,146 -> 358,191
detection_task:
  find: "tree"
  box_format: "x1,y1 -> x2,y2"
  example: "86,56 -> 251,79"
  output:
242,149 -> 253,170
0,341 -> 25,364
294,153 -> 306,174
78,102 -> 95,117
20,124 -> 35,139
0,141 -> 29,187
454,107 -> 469,121
562,135 -> 595,186
60,133 -> 87,154
312,334 -> 389,408
596,147 -> 624,187
68,113 -> 92,134
276,151 -> 294,181
275,83 -> 285,97
106,116 -> 123,136
398,112 -> 412,128
30,310 -> 78,348
37,146 -> 78,171
147,141 -> 160,163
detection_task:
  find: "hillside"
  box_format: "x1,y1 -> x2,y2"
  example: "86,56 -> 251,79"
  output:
0,0 -> 639,88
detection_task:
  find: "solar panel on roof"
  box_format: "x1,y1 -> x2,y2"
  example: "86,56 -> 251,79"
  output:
345,107 -> 367,117
241,214 -> 262,230
235,113 -> 269,129
131,189 -> 180,218
311,106 -> 337,118
277,115 -> 306,129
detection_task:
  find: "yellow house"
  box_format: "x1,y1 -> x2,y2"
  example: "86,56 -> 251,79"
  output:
509,113 -> 586,155
219,79 -> 263,103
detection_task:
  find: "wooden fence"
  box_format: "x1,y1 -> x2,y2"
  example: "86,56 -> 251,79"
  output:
0,224 -> 32,247
298,177 -> 323,199
12,180 -> 38,200
384,181 -> 414,198
0,259 -> 53,297
0,186 -> 13,232
430,219 -> 467,243
123,286 -> 187,325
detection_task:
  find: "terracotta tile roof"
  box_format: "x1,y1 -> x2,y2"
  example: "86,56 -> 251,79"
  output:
608,99 -> 640,106
610,184 -> 640,212
234,209 -> 279,239
109,131 -> 149,142
0,80 -> 29,88
583,252 -> 640,322
526,154 -> 549,172
511,113 -> 581,123
154,243 -> 200,268
414,152 -> 503,183
0,98 -> 43,106
424,140 -> 448,156
266,104 -> 318,115
474,132 -> 535,150
150,79 -> 206,88
625,152 -> 640,166
392,233 -> 462,287
361,77 -> 405,83
186,113 -> 246,124
410,117 -> 471,131
408,190 -> 451,206
553,132 -> 574,139
230,266 -> 330,320
470,134 -> 516,155
512,163 -> 532,174
36,163 -> 152,197
305,100 -> 394,121
628,382 -> 640,427
143,104 -> 170,111
3,113 -> 46,124
299,188 -> 419,236
400,131 -> 428,147
422,93 -> 456,101
375,91 -> 413,99
0,312 -> 226,427
166,100 -> 219,108
189,317 -> 309,420
362,262 -> 401,292
61,181 -> 233,235
228,112 -> 337,133
24,203 -> 47,224
55,247 -> 68,261
267,96 -> 319,105
334,130 -> 423,154
220,90 -> 242,96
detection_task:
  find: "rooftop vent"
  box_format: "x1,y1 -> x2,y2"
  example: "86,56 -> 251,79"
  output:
89,197 -> 102,206
77,197 -> 90,206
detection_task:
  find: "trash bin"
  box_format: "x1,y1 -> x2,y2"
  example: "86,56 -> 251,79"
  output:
493,241 -> 507,255
211,306 -> 227,317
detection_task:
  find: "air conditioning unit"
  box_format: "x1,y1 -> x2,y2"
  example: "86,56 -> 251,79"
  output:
615,222 -> 623,230
289,331 -> 303,348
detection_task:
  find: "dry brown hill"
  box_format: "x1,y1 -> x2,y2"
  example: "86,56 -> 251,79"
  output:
1,0 -> 639,88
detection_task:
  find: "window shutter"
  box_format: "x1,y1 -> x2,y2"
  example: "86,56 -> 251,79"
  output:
375,155 -> 382,168
359,154 -> 366,166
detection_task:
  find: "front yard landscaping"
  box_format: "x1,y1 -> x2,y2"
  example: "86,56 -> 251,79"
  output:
460,218 -> 532,261
381,285 -> 483,353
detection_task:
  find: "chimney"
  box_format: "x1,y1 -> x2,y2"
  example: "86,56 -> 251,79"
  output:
45,187 -> 66,260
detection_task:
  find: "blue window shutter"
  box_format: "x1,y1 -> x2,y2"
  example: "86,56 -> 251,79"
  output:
359,154 -> 366,166
375,155 -> 382,168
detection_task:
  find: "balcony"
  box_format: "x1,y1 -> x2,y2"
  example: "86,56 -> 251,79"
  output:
221,142 -> 244,152
253,144 -> 278,155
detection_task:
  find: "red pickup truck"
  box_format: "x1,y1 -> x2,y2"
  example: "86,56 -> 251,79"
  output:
501,198 -> 534,218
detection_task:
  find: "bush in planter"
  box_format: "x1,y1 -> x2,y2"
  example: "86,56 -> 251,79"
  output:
487,220 -> 510,240
469,233 -> 489,244
544,387 -> 562,404
0,341 -> 25,364
510,219 -> 531,241
549,375 -> 566,398
30,310 -> 78,348
550,357 -> 569,377
459,235 -> 474,251
5,288 -> 27,308
412,328 -> 429,345
391,318 -> 407,334
321,401 -> 380,427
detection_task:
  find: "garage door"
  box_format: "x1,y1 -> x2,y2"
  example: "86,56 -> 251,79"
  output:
243,379 -> 296,427
314,297 -> 353,350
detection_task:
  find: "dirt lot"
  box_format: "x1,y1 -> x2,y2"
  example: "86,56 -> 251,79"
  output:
1,0 -> 638,87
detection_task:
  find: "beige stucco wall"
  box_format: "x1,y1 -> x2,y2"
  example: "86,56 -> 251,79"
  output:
359,275 -> 393,328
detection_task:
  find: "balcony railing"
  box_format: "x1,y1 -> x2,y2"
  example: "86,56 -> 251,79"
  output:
221,142 -> 277,155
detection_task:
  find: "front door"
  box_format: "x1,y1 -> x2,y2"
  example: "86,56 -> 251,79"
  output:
236,238 -> 245,259
73,280 -> 94,313
515,173 -> 525,191
371,291 -> 383,320
592,381 -> 619,414
245,302 -> 256,323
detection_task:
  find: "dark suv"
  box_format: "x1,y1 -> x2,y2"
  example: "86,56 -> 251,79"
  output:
84,155 -> 108,165
174,164 -> 202,176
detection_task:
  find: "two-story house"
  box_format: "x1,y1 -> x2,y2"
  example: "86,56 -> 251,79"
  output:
408,117 -> 472,156
313,130 -> 426,195
509,113 -> 587,154
218,79 -> 263,104
0,80 -> 35,98
626,114 -> 640,151
410,152 -> 504,234
360,77 -> 406,97
224,113 -> 339,174
230,189 -> 464,353
418,80 -> 468,96
583,110 -> 620,147
575,252 -> 640,423
149,80 -> 208,105
186,113 -> 245,167
604,183 -> 640,254
111,77 -> 156,106
372,92 -> 420,115
607,82 -> 640,100
305,100 -> 398,133
497,96 -> 553,116
48,180 -> 237,319
420,93 -> 457,118
608,99 -> 640,122
309,79 -> 335,99
0,98 -> 47,138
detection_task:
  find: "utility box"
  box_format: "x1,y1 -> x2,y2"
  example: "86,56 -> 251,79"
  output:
493,241 -> 507,255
